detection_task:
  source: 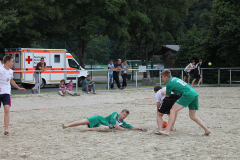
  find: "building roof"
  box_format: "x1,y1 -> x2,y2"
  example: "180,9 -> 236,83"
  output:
164,45 -> 180,52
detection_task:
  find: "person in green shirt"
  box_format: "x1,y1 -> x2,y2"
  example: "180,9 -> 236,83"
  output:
157,69 -> 211,136
82,75 -> 96,94
62,109 -> 144,131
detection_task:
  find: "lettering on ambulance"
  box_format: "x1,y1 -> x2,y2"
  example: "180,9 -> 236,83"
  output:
176,79 -> 187,86
33,56 -> 47,65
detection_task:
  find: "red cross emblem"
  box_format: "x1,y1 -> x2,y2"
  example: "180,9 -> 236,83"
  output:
26,56 -> 32,64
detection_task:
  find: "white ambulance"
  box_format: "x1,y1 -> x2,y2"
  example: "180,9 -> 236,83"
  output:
4,48 -> 88,88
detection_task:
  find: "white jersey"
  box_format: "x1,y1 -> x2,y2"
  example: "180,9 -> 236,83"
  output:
155,87 -> 174,103
184,63 -> 194,72
155,87 -> 166,103
0,66 -> 14,95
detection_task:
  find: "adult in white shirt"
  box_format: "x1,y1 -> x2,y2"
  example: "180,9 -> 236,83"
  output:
154,85 -> 180,134
0,55 -> 26,135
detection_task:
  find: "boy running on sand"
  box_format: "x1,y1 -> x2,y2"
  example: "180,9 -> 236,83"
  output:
157,69 -> 211,136
62,109 -> 144,131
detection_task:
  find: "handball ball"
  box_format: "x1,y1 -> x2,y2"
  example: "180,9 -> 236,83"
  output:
162,121 -> 167,128
208,62 -> 212,66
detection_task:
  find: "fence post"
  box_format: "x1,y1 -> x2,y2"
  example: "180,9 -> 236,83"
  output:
107,70 -> 109,90
181,69 -> 183,81
218,69 -> 220,85
201,69 -> 203,85
38,70 -> 41,94
159,69 -> 161,85
136,70 -> 138,88
230,68 -> 231,84
76,70 -> 78,92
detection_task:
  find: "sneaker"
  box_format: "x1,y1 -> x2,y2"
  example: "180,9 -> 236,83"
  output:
72,94 -> 75,96
75,93 -> 80,96
86,92 -> 90,94
93,92 -> 97,94
62,94 -> 65,97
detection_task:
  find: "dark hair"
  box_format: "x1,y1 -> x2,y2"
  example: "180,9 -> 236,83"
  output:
154,85 -> 162,92
199,59 -> 202,62
41,57 -> 44,60
192,60 -> 195,63
87,75 -> 90,77
3,55 -> 14,64
110,60 -> 113,62
121,109 -> 129,114
60,79 -> 65,84
0,57 -> 3,61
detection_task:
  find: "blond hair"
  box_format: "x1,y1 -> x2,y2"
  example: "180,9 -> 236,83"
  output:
160,69 -> 171,78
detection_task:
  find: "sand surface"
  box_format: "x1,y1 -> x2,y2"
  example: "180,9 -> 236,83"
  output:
0,87 -> 240,159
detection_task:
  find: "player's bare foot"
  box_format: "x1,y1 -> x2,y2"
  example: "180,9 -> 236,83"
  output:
62,123 -> 66,129
154,130 -> 162,134
158,130 -> 170,136
203,130 -> 211,135
197,85 -> 200,87
4,130 -> 9,135
171,127 -> 176,131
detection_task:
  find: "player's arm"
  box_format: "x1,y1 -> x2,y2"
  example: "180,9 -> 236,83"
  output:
10,79 -> 26,92
114,124 -> 129,131
131,127 -> 144,130
198,66 -> 200,74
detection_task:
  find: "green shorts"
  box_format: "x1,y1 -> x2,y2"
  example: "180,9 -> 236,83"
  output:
175,94 -> 199,110
87,115 -> 103,128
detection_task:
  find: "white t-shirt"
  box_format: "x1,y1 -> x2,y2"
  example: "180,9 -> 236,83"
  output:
155,87 -> 174,103
155,87 -> 167,103
0,66 -> 14,95
0,61 -> 3,67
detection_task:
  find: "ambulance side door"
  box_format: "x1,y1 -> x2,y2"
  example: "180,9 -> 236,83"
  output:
50,52 -> 65,83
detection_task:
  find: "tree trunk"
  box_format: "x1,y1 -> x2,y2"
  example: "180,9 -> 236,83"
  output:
78,37 -> 88,69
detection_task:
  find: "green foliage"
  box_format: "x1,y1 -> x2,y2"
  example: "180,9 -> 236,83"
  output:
177,0 -> 240,83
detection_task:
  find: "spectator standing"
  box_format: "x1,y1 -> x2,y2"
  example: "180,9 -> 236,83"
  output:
121,60 -> 129,89
82,75 -> 97,94
32,57 -> 46,94
107,60 -> 114,89
113,59 -> 122,89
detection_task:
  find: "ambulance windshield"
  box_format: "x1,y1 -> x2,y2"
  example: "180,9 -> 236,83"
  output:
68,59 -> 79,69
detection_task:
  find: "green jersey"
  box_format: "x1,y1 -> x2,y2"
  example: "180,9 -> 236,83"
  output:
166,77 -> 198,97
104,112 -> 133,129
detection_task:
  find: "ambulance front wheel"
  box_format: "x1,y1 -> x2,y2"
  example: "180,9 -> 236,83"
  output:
78,77 -> 85,87
40,78 -> 46,88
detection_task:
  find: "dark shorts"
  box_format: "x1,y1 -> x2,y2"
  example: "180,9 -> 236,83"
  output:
0,94 -> 11,108
184,72 -> 190,77
194,72 -> 202,78
158,94 -> 181,114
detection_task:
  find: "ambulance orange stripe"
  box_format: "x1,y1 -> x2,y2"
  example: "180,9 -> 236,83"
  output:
66,55 -> 74,58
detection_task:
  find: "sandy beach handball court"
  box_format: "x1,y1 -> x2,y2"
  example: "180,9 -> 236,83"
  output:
0,87 -> 240,159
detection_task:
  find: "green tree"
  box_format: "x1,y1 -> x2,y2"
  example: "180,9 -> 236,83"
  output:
44,0 -> 127,68
119,0 -> 197,78
0,0 -> 19,51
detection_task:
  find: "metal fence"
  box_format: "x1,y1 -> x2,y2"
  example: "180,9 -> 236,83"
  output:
12,67 -> 240,94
